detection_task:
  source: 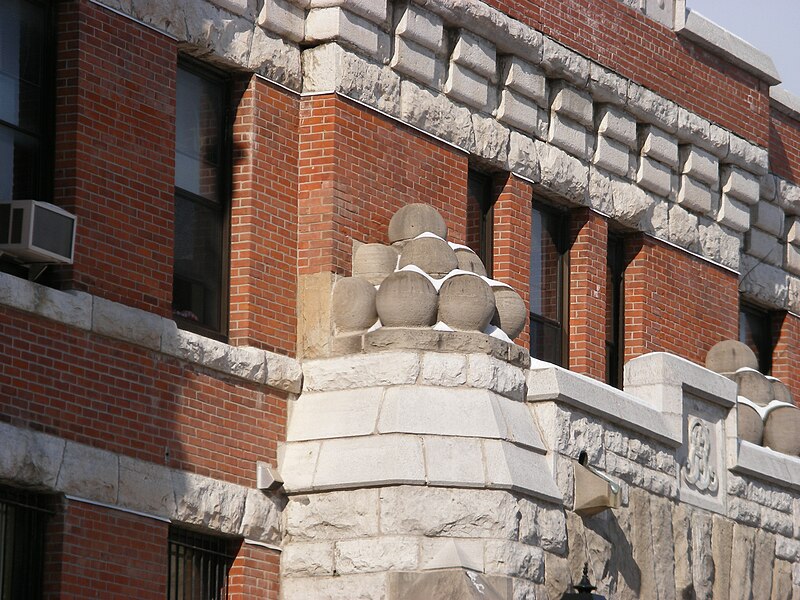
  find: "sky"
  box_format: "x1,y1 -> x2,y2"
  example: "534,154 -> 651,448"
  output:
687,0 -> 800,94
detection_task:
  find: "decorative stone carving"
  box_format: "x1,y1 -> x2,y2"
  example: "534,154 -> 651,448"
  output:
681,418 -> 719,494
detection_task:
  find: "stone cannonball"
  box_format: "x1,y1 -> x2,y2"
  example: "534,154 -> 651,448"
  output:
454,247 -> 487,276
388,203 -> 448,243
331,276 -> 378,333
490,287 -> 527,340
731,369 -> 773,407
398,236 -> 458,278
705,340 -> 758,373
763,405 -> 800,455
353,243 -> 399,285
770,378 -> 793,405
737,403 -> 764,446
438,274 -> 496,332
376,270 -> 438,327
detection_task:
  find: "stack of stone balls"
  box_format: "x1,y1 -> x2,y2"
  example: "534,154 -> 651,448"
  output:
331,203 -> 527,342
705,340 -> 800,455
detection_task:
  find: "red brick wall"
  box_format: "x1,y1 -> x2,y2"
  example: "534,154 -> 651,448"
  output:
0,306 -> 286,488
298,94 -> 468,276
485,0 -> 769,146
568,209 -> 609,380
45,501 -> 168,599
54,0 -> 176,314
769,107 -> 800,185
771,311 -> 800,403
623,235 -> 739,366
229,543 -> 281,600
229,76 -> 299,355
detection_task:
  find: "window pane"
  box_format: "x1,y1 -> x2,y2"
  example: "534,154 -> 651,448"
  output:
529,206 -> 563,321
168,527 -> 236,600
739,304 -> 772,374
175,69 -> 223,202
0,126 -> 39,201
531,316 -> 562,365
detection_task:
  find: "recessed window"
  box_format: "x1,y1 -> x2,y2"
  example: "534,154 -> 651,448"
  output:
167,526 -> 238,600
739,301 -> 773,374
466,169 -> 494,275
0,487 -> 52,600
530,201 -> 569,366
173,62 -> 230,338
606,233 -> 625,387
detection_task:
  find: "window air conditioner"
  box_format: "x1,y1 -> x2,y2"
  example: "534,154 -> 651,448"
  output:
0,200 -> 77,264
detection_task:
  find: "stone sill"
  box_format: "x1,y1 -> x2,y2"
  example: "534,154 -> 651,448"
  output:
0,271 -> 302,394
733,440 -> 800,492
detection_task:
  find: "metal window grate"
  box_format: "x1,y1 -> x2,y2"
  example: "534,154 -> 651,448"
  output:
168,527 -> 237,600
0,488 -> 51,600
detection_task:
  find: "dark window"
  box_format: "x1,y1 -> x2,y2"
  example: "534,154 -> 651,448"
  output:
466,169 -> 494,275
606,234 -> 625,387
739,301 -> 773,374
530,202 -> 568,366
173,62 -> 230,338
0,487 -> 51,600
0,0 -> 53,203
168,527 -> 238,600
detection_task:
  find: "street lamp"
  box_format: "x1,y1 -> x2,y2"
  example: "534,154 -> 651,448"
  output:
560,563 -> 607,600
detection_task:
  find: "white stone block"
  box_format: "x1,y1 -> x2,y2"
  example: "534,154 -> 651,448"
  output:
400,80 -> 475,151
776,177 -> 800,213
788,217 -> 800,245
284,489 -> 380,539
420,538 -> 484,571
717,195 -> 750,232
746,228 -> 781,263
93,296 -> 162,350
472,113 -> 510,166
593,135 -> 629,177
503,56 -> 547,107
721,165 -> 760,205
308,0 -> 388,25
247,26 -> 302,89
0,273 -> 92,331
535,139 -> 589,203
680,145 -> 719,187
423,435 -> 485,487
466,353 -> 526,400
484,540 -> 544,581
421,352 -> 468,386
640,125 -> 679,168
636,155 -> 672,197
286,388 -> 383,441
752,201 -> 784,237
0,422 -> 64,489
548,113 -> 588,159
540,37 -> 589,86
627,83 -> 678,133
306,7 -> 388,60
239,488 -> 281,543
210,0 -> 255,17
498,89 -> 542,135
698,219 -> 740,270
391,36 -> 439,85
739,255 -> 789,307
786,244 -> 800,276
56,442 -> 118,504
451,30 -> 497,83
678,175 -> 713,213
335,537 -> 418,574
550,82 -> 593,128
314,434 -> 426,489
259,0 -> 304,42
596,105 -> 637,148
760,173 -> 777,201
508,130 -> 541,181
172,472 -> 247,532
282,541 -> 335,576
280,573 -> 388,599
378,386 -> 506,438
668,204 -> 699,251
118,456 -> 176,517
727,133 -> 769,175
444,62 -> 490,111
495,397 -> 545,450
483,440 -> 561,501
588,63 -> 628,106
280,441 -> 320,491
303,352 -> 420,392
394,2 -> 443,52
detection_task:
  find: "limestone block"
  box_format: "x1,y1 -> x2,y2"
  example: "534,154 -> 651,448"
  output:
761,506 -> 793,537
587,164 -> 622,216
535,139 -> 589,204
718,196 -> 750,232
284,489 -> 380,539
596,105 -> 637,148
722,165 -> 760,205
676,106 -> 721,156
421,352 -> 468,386
0,422 -> 64,489
699,219 -> 741,270
497,88 -> 542,135
508,131 -> 541,181
281,573 -> 387,599
286,388 -> 383,441
503,56 -> 547,107
729,524 -> 756,599
92,296 -> 162,350
752,201 -> 785,237
305,8 -> 389,61
640,125 -> 679,168
548,114 -> 588,159
472,113 -> 511,167
668,204 -> 700,251
627,83 -> 678,133
677,174 -> 714,213
237,488 -> 281,543
739,255 -> 789,308
467,353 -> 526,400
419,538 -> 484,571
649,495 -> 678,599
210,0 -> 255,17
444,62 -> 491,111
379,486 -> 520,539
376,270 -> 439,327
484,540 -> 544,581
56,441 -> 118,503
118,456 -> 175,517
423,435 -> 485,487
282,541 -> 335,576
706,340 -> 758,372
593,135 -> 629,178
172,471 -> 246,532
266,352 -> 303,393
788,217 -> 800,245
746,228 -> 781,263
390,36 -> 440,85
247,26 -> 302,88
540,37 -> 589,86
258,0 -> 304,42
491,287 -> 527,340
636,155 -> 672,197
771,560 -> 793,600
335,537 -> 418,574
0,274 -> 92,331
776,178 -> 800,214
733,368 -> 774,406
482,439 -> 562,501
452,30 -> 497,82
550,82 -> 593,128
518,500 -> 567,553
588,63 -> 628,106
400,81 -> 475,151
313,434 -> 426,489
303,352 -> 420,392
763,405 -> 800,455
761,172 -> 777,201
680,145 -> 719,187
496,398 -> 544,450
776,537 -> 800,562
353,243 -> 399,285
727,133 -> 769,175
378,385 -> 506,438
786,244 -> 800,276
394,2 -> 444,52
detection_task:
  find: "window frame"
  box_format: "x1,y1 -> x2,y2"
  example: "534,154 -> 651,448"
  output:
466,169 -> 495,276
738,299 -> 774,375
172,58 -> 232,342
605,232 -> 626,387
167,526 -> 239,600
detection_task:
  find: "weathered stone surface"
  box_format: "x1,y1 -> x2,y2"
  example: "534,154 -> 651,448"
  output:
282,572 -> 387,599
172,471 -> 247,532
498,89 -> 543,136
630,489 -> 658,599
640,125 -> 679,167
776,177 -> 800,215
282,541 -> 335,576
746,228 -> 782,264
0,422 -> 64,489
597,105 -> 638,147
678,174 -> 714,213
668,204 -> 700,252
739,255 -> 789,307
56,441 -> 118,503
691,510 -> 715,599
491,287 -> 527,340
518,499 -> 566,553
0,273 -> 92,331
303,352 -> 420,391
508,131 -> 541,180
239,487 -> 281,543
711,514 -> 733,600
587,167 -> 621,215
540,37 -> 589,86
298,271 -> 335,359
421,352 -> 468,386
419,537 -> 484,571
389,203 -> 447,242
718,195 -> 750,232
722,165 -> 760,206
93,296 -> 162,350
548,113 -> 589,159
763,405 -> 800,455
752,201 -> 785,237
401,80 -> 474,151
673,503 -> 694,598
627,83 -> 678,133
650,495 -> 677,600
399,235 -> 458,276
444,62 -> 491,111
484,540 -> 544,581
551,82 -> 593,127
287,387 -> 383,441
771,560 -> 793,600
118,456 -> 176,517
353,243 -> 399,285
727,134 -> 769,176
472,113 -> 511,166
467,353 -> 526,399
423,435 -> 485,487
588,63 -> 628,106
729,524 -> 756,600
452,29 -> 496,82
247,25 -> 302,87
593,135 -> 630,178
306,7 -> 389,59
535,139 -> 589,203
285,489 -> 380,539
636,155 -> 672,198
392,35 -> 440,85
259,0 -> 304,42
335,537 -> 418,574
698,219 -> 741,270
376,270 -> 439,326
439,273 -> 497,332
503,56 -> 547,106
394,1 -> 444,52
680,145 -> 719,187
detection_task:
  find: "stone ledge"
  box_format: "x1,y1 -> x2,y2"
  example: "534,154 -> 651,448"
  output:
0,421 -> 281,543
771,87 -> 800,122
0,271 -> 303,394
733,441 -> 800,493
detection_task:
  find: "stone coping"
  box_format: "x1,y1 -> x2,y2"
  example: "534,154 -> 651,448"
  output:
771,86 -> 800,122
0,271 -> 302,394
0,421 -> 281,544
733,440 -> 800,492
